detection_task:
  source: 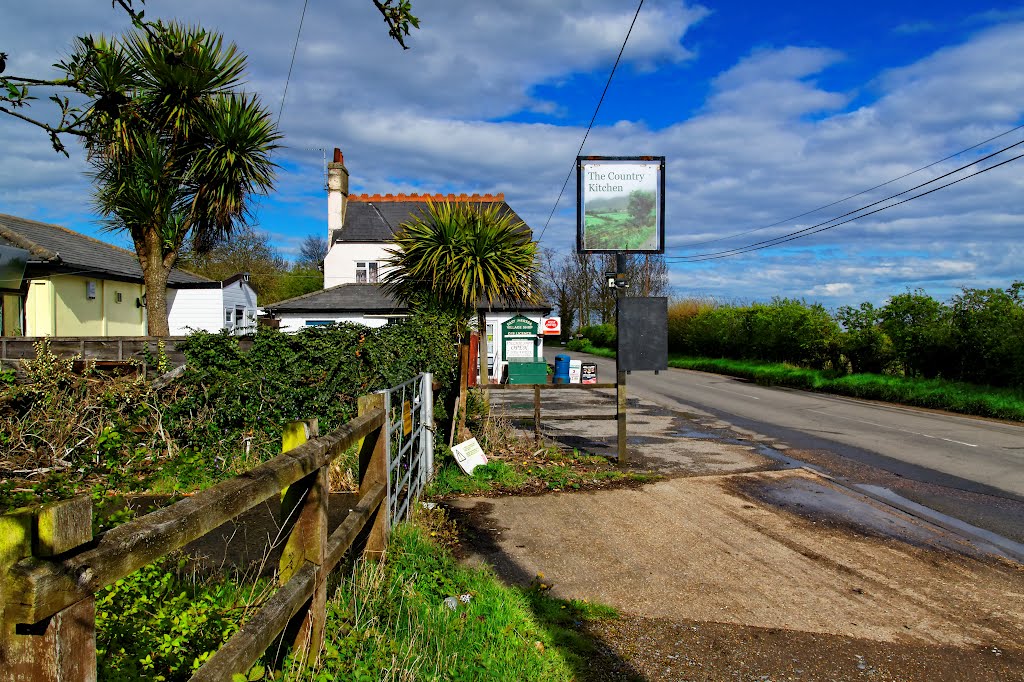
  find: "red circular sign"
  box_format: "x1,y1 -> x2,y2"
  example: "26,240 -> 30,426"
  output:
544,319 -> 558,330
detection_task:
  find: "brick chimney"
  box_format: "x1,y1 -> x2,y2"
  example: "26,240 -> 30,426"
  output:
327,147 -> 349,246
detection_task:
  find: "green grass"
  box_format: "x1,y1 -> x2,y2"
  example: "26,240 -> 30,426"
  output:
564,339 -> 615,359
669,356 -> 1024,422
583,212 -> 657,250
426,445 -> 657,497
299,511 -> 619,681
563,344 -> 1024,422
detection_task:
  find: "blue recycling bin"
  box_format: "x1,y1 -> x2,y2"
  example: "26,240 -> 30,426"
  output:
554,354 -> 571,384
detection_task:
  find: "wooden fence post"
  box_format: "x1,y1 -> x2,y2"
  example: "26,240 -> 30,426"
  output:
358,393 -> 388,560
277,420 -> 327,669
1,496 -> 95,682
533,384 -> 541,442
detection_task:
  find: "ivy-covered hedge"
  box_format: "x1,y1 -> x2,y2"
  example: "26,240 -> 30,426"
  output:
0,314 -> 459,510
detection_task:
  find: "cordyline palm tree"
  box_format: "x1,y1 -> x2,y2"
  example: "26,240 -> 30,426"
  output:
81,22 -> 279,335
382,200 -> 538,413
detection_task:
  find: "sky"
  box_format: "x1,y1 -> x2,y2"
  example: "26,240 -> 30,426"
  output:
2,0 -> 1023,308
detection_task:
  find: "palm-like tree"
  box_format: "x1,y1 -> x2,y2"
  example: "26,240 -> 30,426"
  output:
81,22 -> 279,335
383,200 -> 538,390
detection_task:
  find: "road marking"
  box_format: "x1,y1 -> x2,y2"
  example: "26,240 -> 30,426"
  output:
812,410 -> 978,447
700,383 -> 761,400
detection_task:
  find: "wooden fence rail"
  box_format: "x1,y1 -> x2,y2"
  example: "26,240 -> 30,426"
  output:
1,393 -> 389,682
488,382 -> 620,442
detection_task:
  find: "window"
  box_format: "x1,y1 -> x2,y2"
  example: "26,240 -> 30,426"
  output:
356,261 -> 379,284
306,320 -> 334,327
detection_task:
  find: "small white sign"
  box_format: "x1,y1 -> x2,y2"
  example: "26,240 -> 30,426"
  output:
505,338 -> 534,358
542,317 -> 561,335
569,359 -> 582,384
452,437 -> 488,474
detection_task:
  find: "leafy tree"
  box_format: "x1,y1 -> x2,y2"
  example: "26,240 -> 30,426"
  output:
178,225 -> 287,302
879,290 -> 950,378
627,189 -> 656,228
949,284 -> 1024,387
0,0 -> 418,334
836,302 -> 893,374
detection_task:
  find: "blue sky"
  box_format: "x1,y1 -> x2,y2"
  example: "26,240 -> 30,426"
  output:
2,0 -> 1023,307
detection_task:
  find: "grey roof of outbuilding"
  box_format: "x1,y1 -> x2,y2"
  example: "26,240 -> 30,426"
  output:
0,213 -> 210,286
265,283 -> 551,315
332,201 -> 530,244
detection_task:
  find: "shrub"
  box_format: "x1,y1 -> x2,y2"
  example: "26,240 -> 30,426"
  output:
579,323 -> 616,349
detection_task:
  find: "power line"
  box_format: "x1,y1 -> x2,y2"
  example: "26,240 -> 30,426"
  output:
666,150 -> 1024,262
537,0 -> 646,243
665,123 -> 1024,251
277,0 -> 311,125
666,137 -> 1024,260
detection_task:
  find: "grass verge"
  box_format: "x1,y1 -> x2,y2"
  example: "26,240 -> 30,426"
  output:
300,508 -> 620,681
564,344 -> 1024,422
669,356 -> 1024,422
426,407 -> 660,497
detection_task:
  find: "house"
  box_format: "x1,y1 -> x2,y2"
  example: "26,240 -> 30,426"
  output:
0,213 -> 258,337
263,148 -> 551,378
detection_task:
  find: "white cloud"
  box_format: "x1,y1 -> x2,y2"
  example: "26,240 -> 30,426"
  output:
1,2 -> 1023,309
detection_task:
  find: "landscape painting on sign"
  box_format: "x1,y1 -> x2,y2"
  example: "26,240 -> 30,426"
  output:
578,158 -> 664,253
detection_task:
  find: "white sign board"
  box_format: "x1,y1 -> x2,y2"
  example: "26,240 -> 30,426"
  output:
505,338 -> 535,359
452,437 -> 488,474
542,317 -> 561,336
577,156 -> 665,253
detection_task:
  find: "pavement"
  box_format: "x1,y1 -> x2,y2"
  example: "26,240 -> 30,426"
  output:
442,371 -> 1024,679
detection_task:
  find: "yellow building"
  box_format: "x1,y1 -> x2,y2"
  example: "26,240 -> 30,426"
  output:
0,213 -> 212,337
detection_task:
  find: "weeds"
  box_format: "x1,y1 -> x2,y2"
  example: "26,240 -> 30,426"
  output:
296,508 -> 619,681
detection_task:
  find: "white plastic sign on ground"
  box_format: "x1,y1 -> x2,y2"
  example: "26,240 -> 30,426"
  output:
452,437 -> 488,474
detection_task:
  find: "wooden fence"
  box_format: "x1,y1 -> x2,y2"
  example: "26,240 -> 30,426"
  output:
0,393 -> 389,682
0,337 -> 255,372
488,382 -> 620,443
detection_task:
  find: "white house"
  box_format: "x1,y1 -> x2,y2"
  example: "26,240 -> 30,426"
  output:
166,272 -> 259,336
264,148 -> 551,378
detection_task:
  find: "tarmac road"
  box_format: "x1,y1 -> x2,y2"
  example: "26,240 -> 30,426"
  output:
544,346 -> 1024,543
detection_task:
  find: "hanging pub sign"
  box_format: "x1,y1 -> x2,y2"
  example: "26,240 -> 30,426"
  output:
577,156 -> 665,254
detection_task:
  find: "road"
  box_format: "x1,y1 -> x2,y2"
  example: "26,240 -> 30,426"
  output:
545,346 -> 1024,543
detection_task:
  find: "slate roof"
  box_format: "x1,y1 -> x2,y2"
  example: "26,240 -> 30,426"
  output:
0,213 -> 211,286
265,283 -> 550,315
332,193 -> 530,244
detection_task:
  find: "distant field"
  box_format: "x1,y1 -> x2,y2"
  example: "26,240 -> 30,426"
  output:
584,211 -> 657,250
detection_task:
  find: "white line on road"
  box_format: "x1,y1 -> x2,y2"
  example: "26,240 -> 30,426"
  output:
700,383 -> 761,400
811,410 -> 978,447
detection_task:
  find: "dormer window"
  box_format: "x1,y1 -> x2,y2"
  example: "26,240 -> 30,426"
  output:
356,261 -> 379,284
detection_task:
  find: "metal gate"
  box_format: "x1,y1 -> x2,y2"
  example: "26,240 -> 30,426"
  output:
382,372 -> 434,525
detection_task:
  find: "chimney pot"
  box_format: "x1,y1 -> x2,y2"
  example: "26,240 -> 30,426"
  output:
333,148 -> 343,164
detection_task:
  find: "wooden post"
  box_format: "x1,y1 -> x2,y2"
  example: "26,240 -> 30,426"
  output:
454,340 -> 470,444
277,420 -> 327,669
1,496 -> 96,682
615,253 -> 629,466
358,394 -> 388,559
533,384 -> 541,442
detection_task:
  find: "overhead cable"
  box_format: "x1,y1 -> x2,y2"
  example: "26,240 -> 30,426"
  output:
666,151 -> 1024,262
666,123 -> 1024,251
536,0 -> 646,243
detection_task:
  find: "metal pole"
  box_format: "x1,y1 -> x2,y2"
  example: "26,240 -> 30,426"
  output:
615,253 -> 628,466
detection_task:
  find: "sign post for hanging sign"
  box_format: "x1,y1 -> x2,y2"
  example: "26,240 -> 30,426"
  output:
576,155 -> 667,466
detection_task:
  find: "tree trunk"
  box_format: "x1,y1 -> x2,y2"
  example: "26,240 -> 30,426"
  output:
134,227 -> 176,337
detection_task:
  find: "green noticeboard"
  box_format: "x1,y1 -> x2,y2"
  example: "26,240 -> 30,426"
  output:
502,315 -> 538,362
